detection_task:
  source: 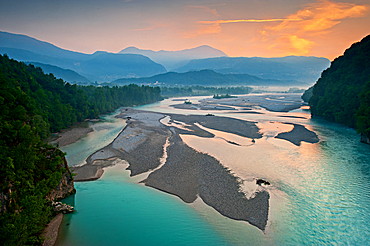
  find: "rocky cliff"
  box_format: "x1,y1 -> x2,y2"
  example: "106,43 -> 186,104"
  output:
47,157 -> 76,201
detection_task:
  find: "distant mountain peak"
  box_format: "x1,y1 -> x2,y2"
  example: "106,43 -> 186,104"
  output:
119,45 -> 226,55
119,46 -> 142,53
118,45 -> 227,70
92,51 -> 109,56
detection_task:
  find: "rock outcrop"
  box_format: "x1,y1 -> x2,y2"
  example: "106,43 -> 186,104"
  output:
47,157 -> 76,201
361,133 -> 370,144
51,201 -> 74,213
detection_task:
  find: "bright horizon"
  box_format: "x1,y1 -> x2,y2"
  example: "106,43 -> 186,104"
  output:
1,0 -> 369,61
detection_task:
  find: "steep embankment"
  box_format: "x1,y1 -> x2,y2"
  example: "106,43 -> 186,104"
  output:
309,35 -> 370,141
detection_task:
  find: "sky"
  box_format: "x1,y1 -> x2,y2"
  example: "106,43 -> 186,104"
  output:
0,0 -> 369,60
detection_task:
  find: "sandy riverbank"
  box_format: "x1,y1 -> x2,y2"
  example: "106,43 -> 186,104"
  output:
70,106 -> 320,231
42,213 -> 63,246
52,127 -> 93,147
184,93 -> 306,113
275,124 -> 320,146
72,108 -> 270,230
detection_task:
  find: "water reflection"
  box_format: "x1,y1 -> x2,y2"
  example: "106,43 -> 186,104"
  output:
58,94 -> 370,245
138,94 -> 370,245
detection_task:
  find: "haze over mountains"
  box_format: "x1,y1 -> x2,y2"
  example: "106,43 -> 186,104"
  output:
0,31 -> 167,82
26,62 -> 92,83
119,45 -> 227,70
175,56 -> 330,83
0,31 -> 330,86
111,69 -> 300,87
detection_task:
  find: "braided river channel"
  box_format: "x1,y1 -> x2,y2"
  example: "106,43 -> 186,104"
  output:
56,94 -> 370,245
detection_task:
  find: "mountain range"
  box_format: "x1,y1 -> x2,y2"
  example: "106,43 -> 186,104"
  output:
111,69 -> 300,87
26,62 -> 92,83
119,45 -> 227,70
0,31 -> 167,82
0,31 -> 330,86
174,56 -> 330,83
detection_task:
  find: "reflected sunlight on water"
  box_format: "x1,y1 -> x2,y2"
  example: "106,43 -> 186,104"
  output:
58,95 -> 370,245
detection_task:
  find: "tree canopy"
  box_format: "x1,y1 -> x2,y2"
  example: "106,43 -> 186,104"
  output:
0,54 -> 163,244
309,35 -> 370,138
0,54 -> 162,138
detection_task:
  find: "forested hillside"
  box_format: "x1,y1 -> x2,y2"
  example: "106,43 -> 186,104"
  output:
0,55 -> 162,245
0,54 -> 162,138
112,69 -> 302,87
309,35 -> 370,138
0,63 -> 72,245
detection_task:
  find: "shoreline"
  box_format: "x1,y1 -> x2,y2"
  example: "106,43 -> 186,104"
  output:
67,105 -> 320,232
275,123 -> 320,146
52,127 -> 94,147
71,108 -> 270,230
42,213 -> 63,246
194,93 -> 305,113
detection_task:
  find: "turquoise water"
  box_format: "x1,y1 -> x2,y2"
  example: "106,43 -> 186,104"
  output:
57,96 -> 370,245
60,108 -> 126,166
271,119 -> 370,245
56,166 -> 228,246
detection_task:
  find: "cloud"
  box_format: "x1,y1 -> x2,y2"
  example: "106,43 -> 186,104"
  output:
195,18 -> 299,36
270,0 -> 368,32
197,23 -> 222,35
188,0 -> 369,56
264,0 -> 369,55
268,35 -> 315,55
198,18 -> 299,24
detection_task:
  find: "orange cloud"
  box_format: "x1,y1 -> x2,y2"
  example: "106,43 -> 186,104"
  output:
268,35 -> 315,55
197,23 -> 222,35
190,0 -> 368,56
271,0 -> 369,32
264,0 -> 369,55
198,18 -> 299,24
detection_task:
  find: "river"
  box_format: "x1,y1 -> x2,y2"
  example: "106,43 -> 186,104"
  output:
56,95 -> 370,245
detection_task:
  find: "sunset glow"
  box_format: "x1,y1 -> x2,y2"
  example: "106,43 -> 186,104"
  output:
0,0 -> 369,60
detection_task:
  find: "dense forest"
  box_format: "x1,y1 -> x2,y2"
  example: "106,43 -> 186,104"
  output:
0,64 -> 69,245
309,35 -> 370,138
0,54 -> 162,139
0,55 -> 162,245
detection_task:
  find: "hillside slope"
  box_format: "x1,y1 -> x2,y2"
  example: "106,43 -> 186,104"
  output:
175,56 -> 330,84
27,62 -> 91,84
0,31 -> 167,82
309,35 -> 370,138
112,69 -> 302,87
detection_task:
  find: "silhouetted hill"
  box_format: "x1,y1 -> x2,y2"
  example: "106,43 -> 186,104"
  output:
77,53 -> 167,81
309,34 -> 370,139
111,69 -> 301,87
0,31 -> 89,61
0,47 -> 74,68
119,45 -> 227,70
175,56 -> 330,84
0,31 -> 167,82
27,62 -> 92,83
